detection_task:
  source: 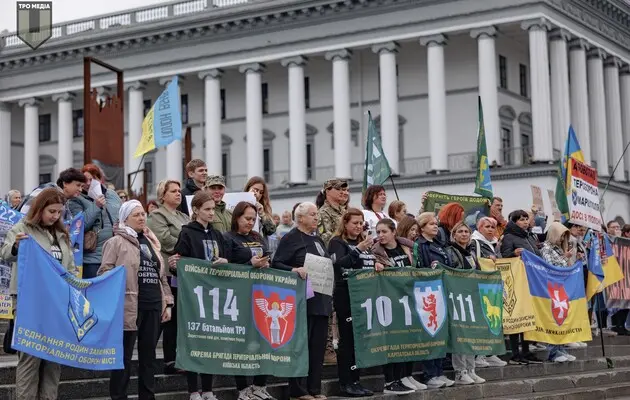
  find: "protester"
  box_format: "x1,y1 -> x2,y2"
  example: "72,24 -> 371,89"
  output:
327,208 -> 376,397
490,197 -> 507,237
436,202 -> 464,246
244,176 -> 276,237
147,200 -> 159,214
396,216 -> 420,242
68,164 -> 121,279
272,213 -> 281,226
99,200 -> 174,400
1,188 -> 78,400
273,202 -> 331,400
179,159 -> 208,216
116,190 -> 129,202
147,179 -> 190,375
607,220 -> 622,237
388,200 -> 408,224
362,185 -> 390,236
275,211 -> 294,237
172,191 -> 228,400
223,201 -> 275,400
622,224 -> 630,238
56,168 -> 87,220
5,189 -> 21,209
205,175 -> 232,232
316,179 -> 349,245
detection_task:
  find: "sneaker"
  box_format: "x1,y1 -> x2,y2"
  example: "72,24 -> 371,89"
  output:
508,356 -> 528,365
190,393 -> 202,400
426,377 -> 446,389
383,380 -> 416,395
602,328 -> 618,337
340,383 -> 368,398
469,369 -> 486,384
202,393 -> 219,400
562,352 -> 577,362
531,343 -> 546,351
551,354 -> 569,363
251,386 -> 276,400
355,382 -> 374,396
237,388 -> 252,400
565,342 -> 581,349
523,353 -> 544,364
437,375 -> 455,387
578,342 -> 588,348
404,376 -> 427,390
475,356 -> 490,368
455,371 -> 474,385
485,355 -> 507,367
400,377 -> 417,391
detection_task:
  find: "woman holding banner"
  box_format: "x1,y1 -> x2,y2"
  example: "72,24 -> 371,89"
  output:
327,208 -> 378,397
1,188 -> 78,400
99,200 -> 174,400
172,191 -> 229,400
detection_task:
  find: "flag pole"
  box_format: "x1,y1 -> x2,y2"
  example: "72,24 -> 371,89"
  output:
129,153 -> 147,189
389,176 -> 400,200
600,141 -> 630,207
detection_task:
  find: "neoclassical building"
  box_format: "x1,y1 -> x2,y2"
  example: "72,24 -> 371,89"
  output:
0,0 -> 629,219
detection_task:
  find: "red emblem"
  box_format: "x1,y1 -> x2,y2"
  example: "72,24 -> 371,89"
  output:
548,282 -> 570,326
252,285 -> 296,349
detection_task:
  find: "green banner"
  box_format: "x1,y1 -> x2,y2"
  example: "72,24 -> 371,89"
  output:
422,191 -> 491,226
348,268 -> 448,368
175,259 -> 308,377
442,266 -> 506,355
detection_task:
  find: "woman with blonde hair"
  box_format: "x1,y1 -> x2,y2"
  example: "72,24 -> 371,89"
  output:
388,200 -> 408,224
1,188 -> 78,400
244,176 -> 276,237
147,179 -> 190,375
396,216 -> 420,242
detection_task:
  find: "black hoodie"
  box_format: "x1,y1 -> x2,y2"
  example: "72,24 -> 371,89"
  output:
177,178 -> 202,216
223,231 -> 269,264
173,221 -> 231,273
500,221 -> 541,258
328,236 -> 376,287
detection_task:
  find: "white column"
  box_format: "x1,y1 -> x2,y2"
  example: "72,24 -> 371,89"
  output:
569,39 -> 592,162
372,42 -> 400,174
419,35 -> 448,172
621,66 -> 630,177
587,49 -> 609,176
52,92 -> 75,173
199,69 -> 224,175
19,98 -> 42,192
158,76 -> 185,181
471,27 -> 501,165
325,49 -> 353,180
549,29 -> 571,153
238,63 -> 265,179
281,56 -> 308,184
604,57 -> 625,181
125,81 -> 146,193
0,103 -> 11,195
522,19 -> 554,161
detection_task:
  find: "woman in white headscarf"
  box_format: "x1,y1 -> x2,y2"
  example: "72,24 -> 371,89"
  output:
98,200 -> 174,400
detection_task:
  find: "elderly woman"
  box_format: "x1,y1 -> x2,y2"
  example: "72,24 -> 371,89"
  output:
147,179 -> 190,375
6,189 -> 21,209
99,200 -> 174,400
273,202 -> 331,400
1,188 -> 78,400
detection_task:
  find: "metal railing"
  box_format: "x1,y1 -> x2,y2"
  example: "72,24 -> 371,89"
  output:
1,0 -> 255,49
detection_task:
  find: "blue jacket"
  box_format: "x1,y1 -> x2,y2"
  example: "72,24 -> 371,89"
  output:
68,187 -> 121,265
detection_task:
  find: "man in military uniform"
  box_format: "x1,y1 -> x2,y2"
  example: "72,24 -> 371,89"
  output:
204,175 -> 232,233
316,179 -> 349,365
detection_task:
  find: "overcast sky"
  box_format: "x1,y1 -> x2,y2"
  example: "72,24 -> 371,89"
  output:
0,0 -> 167,32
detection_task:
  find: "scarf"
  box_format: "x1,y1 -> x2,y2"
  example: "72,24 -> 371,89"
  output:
118,200 -> 143,238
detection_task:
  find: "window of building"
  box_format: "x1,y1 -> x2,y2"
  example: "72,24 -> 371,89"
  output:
39,173 -> 51,184
222,152 -> 229,178
220,89 -> 226,120
306,142 -> 314,180
499,55 -> 508,89
501,127 -> 512,165
39,114 -> 51,142
304,77 -> 310,109
521,133 -> 531,162
143,99 -> 152,117
518,112 -> 533,164
263,148 -> 271,183
181,94 -> 188,125
499,105 -> 517,165
262,83 -> 269,115
73,110 -> 84,138
144,161 -> 154,186
519,64 -> 528,97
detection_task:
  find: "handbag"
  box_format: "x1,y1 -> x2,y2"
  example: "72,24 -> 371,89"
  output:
84,208 -> 114,253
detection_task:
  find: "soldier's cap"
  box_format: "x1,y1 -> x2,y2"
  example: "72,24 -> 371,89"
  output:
323,179 -> 348,192
205,175 -> 226,188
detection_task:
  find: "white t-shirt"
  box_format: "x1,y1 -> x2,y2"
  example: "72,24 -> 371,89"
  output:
362,210 -> 395,238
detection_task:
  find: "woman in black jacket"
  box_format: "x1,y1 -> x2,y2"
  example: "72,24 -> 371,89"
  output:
172,191 -> 230,400
327,208 -> 376,397
223,201 -> 276,400
273,202 -> 331,400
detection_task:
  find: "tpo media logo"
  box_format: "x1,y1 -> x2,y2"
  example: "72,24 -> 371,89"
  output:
16,1 -> 53,50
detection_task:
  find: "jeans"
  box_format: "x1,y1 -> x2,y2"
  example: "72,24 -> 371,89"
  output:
422,358 -> 443,380
547,345 -> 566,360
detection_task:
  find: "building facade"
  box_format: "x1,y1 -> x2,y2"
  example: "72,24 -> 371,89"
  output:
1,0 -> 630,220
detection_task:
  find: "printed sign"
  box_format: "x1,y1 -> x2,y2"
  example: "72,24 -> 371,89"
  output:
0,202 -> 24,319
16,2 -> 53,50
422,191 -> 491,228
567,158 -> 601,231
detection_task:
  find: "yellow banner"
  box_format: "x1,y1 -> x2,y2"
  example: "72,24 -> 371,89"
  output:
524,297 -> 592,344
479,257 -> 536,334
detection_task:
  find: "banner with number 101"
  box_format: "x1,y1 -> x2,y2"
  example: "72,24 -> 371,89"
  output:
176,259 -> 308,377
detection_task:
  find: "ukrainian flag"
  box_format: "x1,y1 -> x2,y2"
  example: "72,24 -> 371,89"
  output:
585,231 -> 624,300
555,126 -> 584,222
521,250 -> 592,344
134,76 -> 182,157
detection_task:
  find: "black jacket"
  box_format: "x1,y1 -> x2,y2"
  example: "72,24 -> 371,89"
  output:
500,221 -> 541,258
272,228 -> 332,317
415,235 -> 457,268
177,178 -> 202,216
173,221 -> 230,273
328,236 -> 376,287
451,242 -> 478,270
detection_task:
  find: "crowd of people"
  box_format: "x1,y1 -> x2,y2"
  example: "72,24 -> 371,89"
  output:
2,158 -> 630,400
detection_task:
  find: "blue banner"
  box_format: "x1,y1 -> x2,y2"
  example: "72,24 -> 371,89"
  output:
67,213 -> 85,278
13,238 -> 125,370
0,201 -> 24,319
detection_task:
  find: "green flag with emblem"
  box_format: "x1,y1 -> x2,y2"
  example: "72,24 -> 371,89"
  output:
363,111 -> 392,194
474,96 -> 494,199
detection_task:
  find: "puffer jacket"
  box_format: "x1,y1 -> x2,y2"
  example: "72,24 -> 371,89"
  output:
98,227 -> 173,331
500,221 -> 541,258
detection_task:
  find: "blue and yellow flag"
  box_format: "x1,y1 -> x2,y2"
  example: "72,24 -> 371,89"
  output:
134,76 -> 182,157
521,250 -> 592,344
555,126 -> 584,222
67,212 -> 85,279
474,97 -> 493,199
585,231 -> 624,301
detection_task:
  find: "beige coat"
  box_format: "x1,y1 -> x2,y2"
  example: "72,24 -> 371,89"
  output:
0,221 -> 77,295
98,227 -> 174,331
